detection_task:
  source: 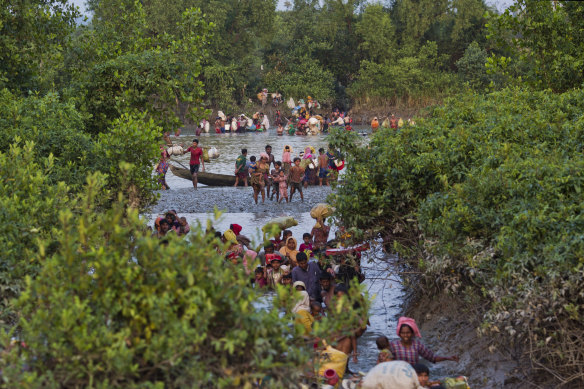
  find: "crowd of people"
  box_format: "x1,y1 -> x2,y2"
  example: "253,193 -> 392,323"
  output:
200,111 -> 272,134
183,86 -> 414,137
196,107 -> 410,137
153,104 -> 459,387
234,144 -> 343,204
150,206 -> 461,387
153,213 -> 459,387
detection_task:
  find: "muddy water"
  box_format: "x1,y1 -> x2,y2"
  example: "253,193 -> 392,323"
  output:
147,128 -> 404,373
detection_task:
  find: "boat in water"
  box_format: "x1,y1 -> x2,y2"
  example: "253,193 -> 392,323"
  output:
169,164 -> 330,187
170,165 -> 242,186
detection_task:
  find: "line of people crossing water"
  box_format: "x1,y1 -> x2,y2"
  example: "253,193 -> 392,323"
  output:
234,144 -> 342,204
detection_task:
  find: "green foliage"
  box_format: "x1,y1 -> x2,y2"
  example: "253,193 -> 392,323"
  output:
80,0 -> 494,109
0,142 -> 73,326
0,179 -> 309,387
486,0 -> 584,91
455,41 -> 490,90
332,87 -> 584,381
71,3 -> 211,134
349,42 -> 457,105
95,114 -> 162,208
0,0 -> 79,93
354,3 -> 396,64
264,56 -> 336,104
0,90 -> 160,208
0,89 -> 96,189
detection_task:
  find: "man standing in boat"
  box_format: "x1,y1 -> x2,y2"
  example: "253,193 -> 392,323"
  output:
183,139 -> 205,190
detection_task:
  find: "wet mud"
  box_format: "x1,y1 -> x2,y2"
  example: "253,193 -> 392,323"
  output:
150,185 -> 333,216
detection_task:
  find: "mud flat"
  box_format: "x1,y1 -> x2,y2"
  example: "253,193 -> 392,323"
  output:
149,185 -> 333,216
406,293 -> 538,388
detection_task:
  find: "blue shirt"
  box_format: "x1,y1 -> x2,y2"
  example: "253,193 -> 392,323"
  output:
292,261 -> 322,301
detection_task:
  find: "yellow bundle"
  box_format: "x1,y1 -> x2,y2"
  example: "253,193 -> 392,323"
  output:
310,203 -> 334,227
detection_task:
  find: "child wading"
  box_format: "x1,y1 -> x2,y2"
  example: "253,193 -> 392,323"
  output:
282,145 -> 292,176
270,161 -> 282,201
275,170 -> 289,203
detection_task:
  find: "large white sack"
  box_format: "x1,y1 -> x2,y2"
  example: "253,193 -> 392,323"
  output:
361,361 -> 424,389
287,97 -> 295,109
166,145 -> 183,156
208,147 -> 220,159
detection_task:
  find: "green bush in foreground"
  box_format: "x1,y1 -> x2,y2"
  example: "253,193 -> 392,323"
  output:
0,175 -> 309,388
0,142 -> 73,326
332,87 -> 584,383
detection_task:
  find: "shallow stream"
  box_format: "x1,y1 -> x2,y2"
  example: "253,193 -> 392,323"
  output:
147,127 -> 406,373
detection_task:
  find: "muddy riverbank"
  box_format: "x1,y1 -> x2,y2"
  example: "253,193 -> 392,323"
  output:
404,292 -> 536,389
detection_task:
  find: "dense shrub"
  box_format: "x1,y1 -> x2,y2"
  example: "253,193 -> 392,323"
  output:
0,142 -> 73,326
348,42 -> 458,107
264,57 -> 336,105
331,88 -> 584,384
94,113 -> 162,208
0,178 -> 308,387
0,89 -> 96,190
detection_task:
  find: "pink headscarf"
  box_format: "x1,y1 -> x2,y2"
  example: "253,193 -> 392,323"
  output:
396,317 -> 422,338
260,152 -> 269,160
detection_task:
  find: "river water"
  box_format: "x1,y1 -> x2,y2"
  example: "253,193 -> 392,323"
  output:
146,127 -> 405,373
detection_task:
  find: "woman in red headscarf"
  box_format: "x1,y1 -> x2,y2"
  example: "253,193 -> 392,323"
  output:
389,317 -> 459,365
228,223 -> 252,249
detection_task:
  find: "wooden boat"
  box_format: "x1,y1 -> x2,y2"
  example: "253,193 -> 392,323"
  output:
170,165 -> 241,186
169,164 -> 326,187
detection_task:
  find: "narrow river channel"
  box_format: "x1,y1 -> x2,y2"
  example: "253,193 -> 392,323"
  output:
145,128 -> 405,373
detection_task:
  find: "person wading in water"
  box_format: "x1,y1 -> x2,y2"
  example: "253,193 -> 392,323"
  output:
183,139 -> 205,190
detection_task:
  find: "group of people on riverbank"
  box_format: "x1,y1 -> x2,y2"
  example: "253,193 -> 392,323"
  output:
234,144 -> 342,204
371,113 -> 414,133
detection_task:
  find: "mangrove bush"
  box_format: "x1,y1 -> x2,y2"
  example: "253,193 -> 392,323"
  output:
331,88 -> 584,384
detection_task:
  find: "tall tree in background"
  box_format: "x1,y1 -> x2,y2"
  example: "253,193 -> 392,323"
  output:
0,0 -> 79,93
487,0 -> 584,91
189,0 -> 277,107
392,0 -> 448,47
69,0 -> 211,134
263,0 -> 336,104
355,3 -> 396,63
318,0 -> 364,88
